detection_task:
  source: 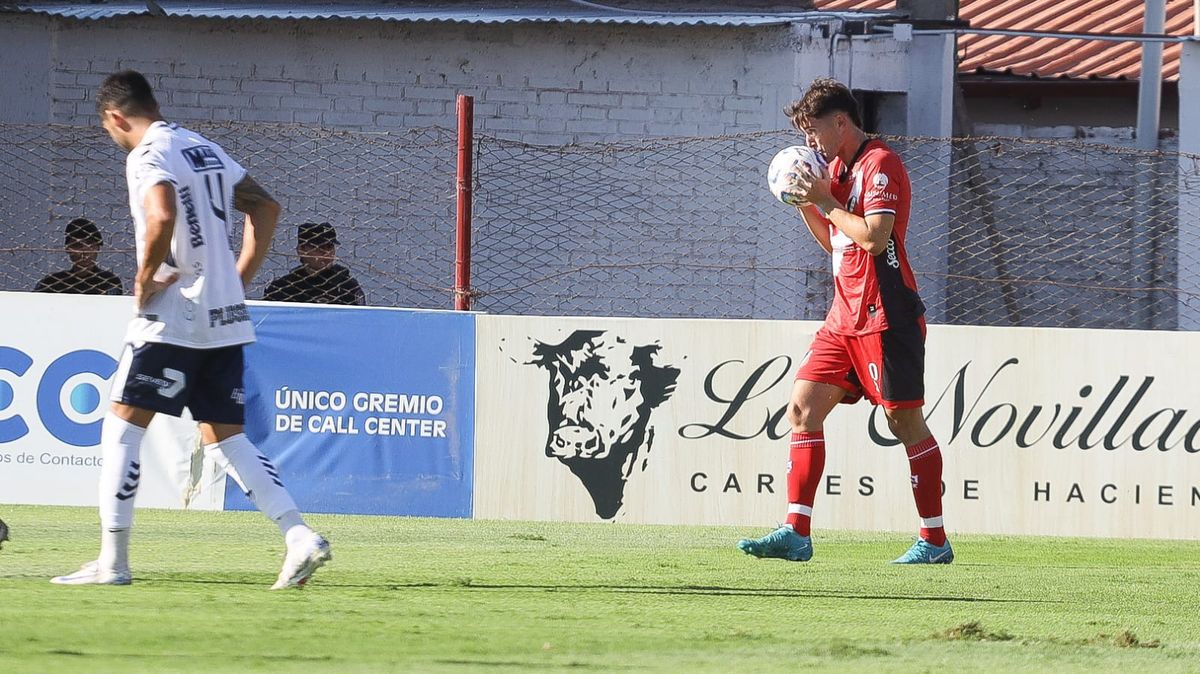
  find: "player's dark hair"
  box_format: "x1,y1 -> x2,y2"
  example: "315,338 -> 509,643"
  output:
785,78 -> 862,129
95,70 -> 160,117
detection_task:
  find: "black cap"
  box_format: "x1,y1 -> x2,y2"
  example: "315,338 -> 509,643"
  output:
65,218 -> 102,245
297,222 -> 338,247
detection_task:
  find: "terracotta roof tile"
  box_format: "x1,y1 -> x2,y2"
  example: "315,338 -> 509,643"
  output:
817,0 -> 1195,80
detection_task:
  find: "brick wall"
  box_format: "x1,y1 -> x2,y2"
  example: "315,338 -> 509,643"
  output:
0,13 -> 919,320
34,16 -> 799,143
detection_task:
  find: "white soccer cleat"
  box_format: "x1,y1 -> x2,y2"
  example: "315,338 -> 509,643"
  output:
50,560 -> 132,586
271,531 -> 331,590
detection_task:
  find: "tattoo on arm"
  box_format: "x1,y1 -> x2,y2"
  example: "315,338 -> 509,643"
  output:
232,174 -> 277,213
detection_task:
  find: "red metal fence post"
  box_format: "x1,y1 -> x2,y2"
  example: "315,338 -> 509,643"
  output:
454,94 -> 474,311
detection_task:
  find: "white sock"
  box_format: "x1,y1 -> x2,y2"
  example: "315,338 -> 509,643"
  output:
98,527 -> 131,572
205,434 -> 305,536
97,412 -> 144,571
279,512 -> 307,539
284,523 -> 313,547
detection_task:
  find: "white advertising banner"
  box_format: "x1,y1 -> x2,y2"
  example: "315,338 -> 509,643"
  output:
0,292 -> 225,510
475,315 -> 1200,539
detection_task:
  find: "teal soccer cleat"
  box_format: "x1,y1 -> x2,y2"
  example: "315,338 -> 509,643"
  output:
891,538 -> 954,564
736,525 -> 813,562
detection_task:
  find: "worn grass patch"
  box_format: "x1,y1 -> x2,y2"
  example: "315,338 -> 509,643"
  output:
936,621 -> 1015,642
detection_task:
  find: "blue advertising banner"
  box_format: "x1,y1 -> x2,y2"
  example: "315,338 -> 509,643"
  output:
226,304 -> 474,517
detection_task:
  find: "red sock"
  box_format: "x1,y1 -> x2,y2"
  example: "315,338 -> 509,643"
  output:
785,431 -> 825,536
905,436 -> 946,546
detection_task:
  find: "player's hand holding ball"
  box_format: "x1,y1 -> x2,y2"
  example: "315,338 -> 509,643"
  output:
789,166 -> 834,214
781,172 -> 812,208
767,145 -> 830,212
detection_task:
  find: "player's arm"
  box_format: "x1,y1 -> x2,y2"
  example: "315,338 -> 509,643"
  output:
823,209 -> 894,256
232,174 -> 281,288
796,171 -> 894,256
136,182 -> 179,310
794,203 -> 833,254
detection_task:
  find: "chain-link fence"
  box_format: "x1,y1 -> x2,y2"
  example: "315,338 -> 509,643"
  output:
473,130 -> 1200,330
3,123 -> 1199,330
0,122 -> 458,307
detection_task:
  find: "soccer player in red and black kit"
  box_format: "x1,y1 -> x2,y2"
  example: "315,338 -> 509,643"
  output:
737,78 -> 951,564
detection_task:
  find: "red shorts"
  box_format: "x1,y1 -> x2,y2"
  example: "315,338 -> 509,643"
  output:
795,319 -> 926,410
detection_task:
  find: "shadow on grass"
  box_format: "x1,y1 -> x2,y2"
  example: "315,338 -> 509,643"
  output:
38,649 -> 334,662
434,583 -> 1057,603
157,577 -> 1056,604
434,659 -> 620,669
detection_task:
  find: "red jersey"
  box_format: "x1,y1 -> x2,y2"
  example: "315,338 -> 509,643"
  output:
823,139 -> 924,335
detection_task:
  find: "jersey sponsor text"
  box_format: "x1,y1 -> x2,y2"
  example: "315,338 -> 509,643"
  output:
179,185 -> 205,248
208,303 -> 251,328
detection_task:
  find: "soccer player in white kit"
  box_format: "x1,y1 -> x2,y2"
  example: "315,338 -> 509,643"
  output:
52,71 -> 331,589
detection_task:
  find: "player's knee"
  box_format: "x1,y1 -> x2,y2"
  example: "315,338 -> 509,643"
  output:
884,407 -> 928,444
787,401 -> 823,432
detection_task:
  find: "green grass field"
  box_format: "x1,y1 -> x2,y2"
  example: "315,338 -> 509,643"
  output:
1,505 -> 1199,673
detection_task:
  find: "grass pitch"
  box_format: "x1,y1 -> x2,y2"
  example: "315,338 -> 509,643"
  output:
1,505 -> 1199,673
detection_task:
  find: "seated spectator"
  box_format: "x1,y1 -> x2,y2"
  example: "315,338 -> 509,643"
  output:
263,222 -> 365,306
35,218 -> 124,295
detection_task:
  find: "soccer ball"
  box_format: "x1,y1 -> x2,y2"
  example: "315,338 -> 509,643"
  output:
767,145 -> 829,206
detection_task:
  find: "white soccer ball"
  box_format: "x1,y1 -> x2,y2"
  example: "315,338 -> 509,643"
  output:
766,145 -> 829,206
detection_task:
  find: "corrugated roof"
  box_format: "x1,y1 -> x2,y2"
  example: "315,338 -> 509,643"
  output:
818,0 -> 1197,81
4,2 -> 870,27
3,2 -> 145,19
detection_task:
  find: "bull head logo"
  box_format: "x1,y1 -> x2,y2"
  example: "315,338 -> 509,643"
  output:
513,330 -> 679,519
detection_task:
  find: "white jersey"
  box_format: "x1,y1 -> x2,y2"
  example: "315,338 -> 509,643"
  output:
124,121 -> 255,348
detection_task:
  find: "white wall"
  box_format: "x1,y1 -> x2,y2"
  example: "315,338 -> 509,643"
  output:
0,16 -> 51,123
1,14 -> 908,143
